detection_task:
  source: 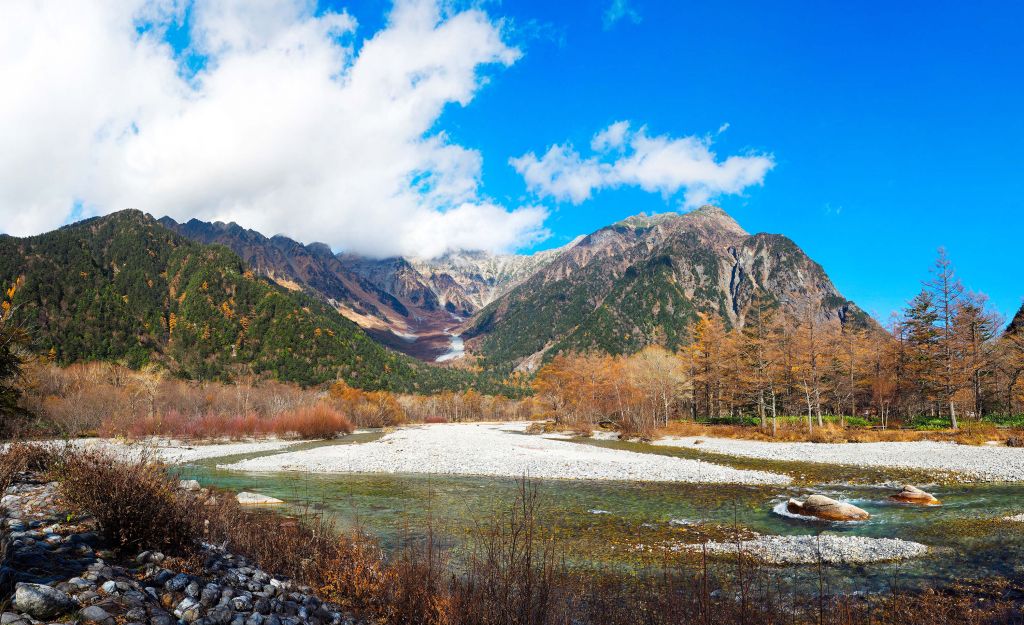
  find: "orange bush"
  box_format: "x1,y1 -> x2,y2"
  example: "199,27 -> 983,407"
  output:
99,404 -> 353,440
270,404 -> 354,438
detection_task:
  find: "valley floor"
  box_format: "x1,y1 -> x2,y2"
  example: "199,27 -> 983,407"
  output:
218,423 -> 790,485
17,423 -> 1024,484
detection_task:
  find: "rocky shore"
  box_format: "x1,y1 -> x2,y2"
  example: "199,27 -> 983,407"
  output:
1,480 -> 356,625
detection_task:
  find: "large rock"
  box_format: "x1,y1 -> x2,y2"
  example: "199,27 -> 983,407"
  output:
889,485 -> 940,506
236,492 -> 284,506
12,582 -> 77,619
787,495 -> 870,521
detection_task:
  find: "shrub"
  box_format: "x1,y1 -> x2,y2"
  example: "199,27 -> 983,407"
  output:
270,404 -> 354,439
423,415 -> 448,424
56,449 -> 201,554
844,416 -> 872,427
0,442 -> 60,494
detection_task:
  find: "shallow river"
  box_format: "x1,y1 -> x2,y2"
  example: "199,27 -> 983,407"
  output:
175,433 -> 1024,593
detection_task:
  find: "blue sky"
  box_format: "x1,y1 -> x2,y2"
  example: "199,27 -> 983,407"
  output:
437,0 -> 1021,322
3,0 -> 1020,323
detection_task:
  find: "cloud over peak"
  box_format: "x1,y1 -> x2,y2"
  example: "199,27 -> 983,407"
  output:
0,0 -> 545,258
510,122 -> 774,209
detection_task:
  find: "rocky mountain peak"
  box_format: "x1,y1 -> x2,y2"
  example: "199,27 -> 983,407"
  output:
685,205 -> 748,237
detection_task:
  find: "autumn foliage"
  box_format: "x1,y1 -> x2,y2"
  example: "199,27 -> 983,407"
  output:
531,252 -> 1024,438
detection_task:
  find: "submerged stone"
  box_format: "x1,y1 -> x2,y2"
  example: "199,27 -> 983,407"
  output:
235,492 -> 284,506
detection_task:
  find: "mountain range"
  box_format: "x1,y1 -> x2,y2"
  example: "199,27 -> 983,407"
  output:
159,216 -> 577,361
0,211 -> 505,393
4,205 -> 881,385
161,206 -> 874,371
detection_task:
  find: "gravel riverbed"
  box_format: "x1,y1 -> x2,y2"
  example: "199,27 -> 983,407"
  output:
2,439 -> 304,465
691,535 -> 931,565
654,437 -> 1024,482
221,423 -> 790,485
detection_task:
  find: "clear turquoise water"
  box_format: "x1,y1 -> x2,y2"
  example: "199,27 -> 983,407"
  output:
174,433 -> 1024,593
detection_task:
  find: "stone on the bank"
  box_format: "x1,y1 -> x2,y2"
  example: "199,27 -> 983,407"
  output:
79,605 -> 113,624
235,492 -> 284,506
889,485 -> 941,505
150,612 -> 175,625
13,583 -> 77,620
787,494 -> 870,521
165,573 -> 191,592
179,480 -> 202,492
0,612 -> 30,625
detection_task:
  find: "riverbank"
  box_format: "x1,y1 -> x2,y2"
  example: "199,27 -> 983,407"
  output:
653,436 -> 1024,482
1,480 -> 355,625
220,423 -> 789,485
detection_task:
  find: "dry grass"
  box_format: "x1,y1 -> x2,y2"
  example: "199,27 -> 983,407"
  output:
0,442 -> 61,494
55,449 -> 202,554
656,420 -> 1024,446
269,404 -> 354,438
99,402 -> 353,440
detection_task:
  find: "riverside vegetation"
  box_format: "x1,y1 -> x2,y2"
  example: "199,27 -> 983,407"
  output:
2,443 -> 1023,625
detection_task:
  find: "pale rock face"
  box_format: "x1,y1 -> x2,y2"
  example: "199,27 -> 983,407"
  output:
409,241 -> 581,313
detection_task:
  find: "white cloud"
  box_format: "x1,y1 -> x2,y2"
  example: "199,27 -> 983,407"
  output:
511,121 -> 774,209
0,0 -> 546,258
602,0 -> 641,30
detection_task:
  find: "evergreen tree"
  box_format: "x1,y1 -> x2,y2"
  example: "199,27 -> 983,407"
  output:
901,290 -> 941,418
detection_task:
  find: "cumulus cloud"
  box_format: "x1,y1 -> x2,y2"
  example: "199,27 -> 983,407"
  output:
0,0 -> 547,258
602,0 -> 641,30
510,122 -> 774,209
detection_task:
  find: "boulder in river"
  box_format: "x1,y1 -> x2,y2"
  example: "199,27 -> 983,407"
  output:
236,492 -> 284,505
888,485 -> 940,505
786,495 -> 870,521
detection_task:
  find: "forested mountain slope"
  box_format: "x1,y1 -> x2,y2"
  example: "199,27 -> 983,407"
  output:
1008,304 -> 1024,335
0,210 -> 499,392
463,206 -> 875,369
